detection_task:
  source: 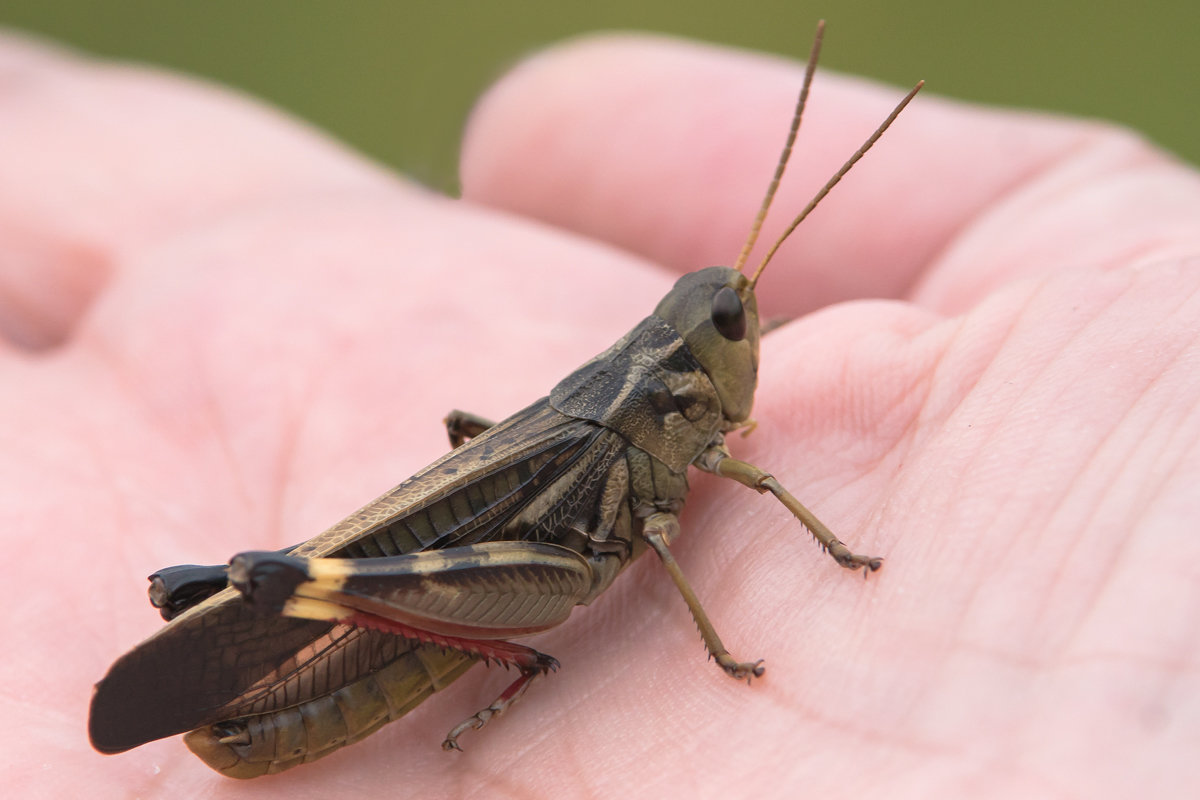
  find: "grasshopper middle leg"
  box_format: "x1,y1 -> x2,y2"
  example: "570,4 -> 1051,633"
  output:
441,651 -> 557,751
642,511 -> 765,682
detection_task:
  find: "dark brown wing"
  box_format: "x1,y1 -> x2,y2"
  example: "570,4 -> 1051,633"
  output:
89,399 -> 627,753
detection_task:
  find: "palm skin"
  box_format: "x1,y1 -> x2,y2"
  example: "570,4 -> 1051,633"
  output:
2,31 -> 1197,799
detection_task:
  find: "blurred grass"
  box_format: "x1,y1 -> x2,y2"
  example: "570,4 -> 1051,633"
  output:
1,0 -> 1196,193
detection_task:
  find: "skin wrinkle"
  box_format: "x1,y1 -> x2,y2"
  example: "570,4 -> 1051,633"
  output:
24,359 -> 139,573
1027,276 -> 1200,645
886,310 -> 1026,515
193,337 -> 260,538
269,360 -> 329,549
1002,296 -> 1142,644
940,639 -> 1196,757
974,757 -> 1066,800
892,271 -> 1200,786
1093,213 -> 1199,277
1037,454 -> 1146,651
83,334 -> 182,459
913,130 -> 1194,314
537,704 -> 590,800
893,524 -> 988,734
78,299 -> 266,558
847,326 -> 952,489
926,277 -> 1093,550
1116,238 -> 1200,271
1064,472 -> 1197,672
951,633 -> 1195,685
458,684 -> 561,800
1057,647 -> 1200,676
679,484 -> 776,604
1131,421 -> 1200,539
772,682 -> 954,760
913,319 -> 977,430
1039,136 -> 1185,219
907,125 -> 1097,301
469,768 -> 546,800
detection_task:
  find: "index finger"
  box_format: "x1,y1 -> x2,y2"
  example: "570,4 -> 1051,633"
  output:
460,34 -> 1197,317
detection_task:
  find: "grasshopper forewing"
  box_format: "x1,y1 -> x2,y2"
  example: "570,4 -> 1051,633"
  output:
88,21 -> 921,778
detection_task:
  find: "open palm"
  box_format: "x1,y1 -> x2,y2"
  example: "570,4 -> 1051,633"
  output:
4,31 -> 1197,799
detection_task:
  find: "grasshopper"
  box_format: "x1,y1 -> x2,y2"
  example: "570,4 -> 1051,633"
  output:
88,23 -> 921,778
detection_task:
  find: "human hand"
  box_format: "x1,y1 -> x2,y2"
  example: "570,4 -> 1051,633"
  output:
3,29 -> 1197,798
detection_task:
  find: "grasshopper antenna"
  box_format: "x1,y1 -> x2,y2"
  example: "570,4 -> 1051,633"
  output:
735,23 -> 925,288
746,80 -> 923,288
731,20 -> 825,275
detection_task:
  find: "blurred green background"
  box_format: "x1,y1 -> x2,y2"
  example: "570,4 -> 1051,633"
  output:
1,0 -> 1196,193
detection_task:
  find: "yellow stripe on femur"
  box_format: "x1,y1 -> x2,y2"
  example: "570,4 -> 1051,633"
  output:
281,596 -> 352,622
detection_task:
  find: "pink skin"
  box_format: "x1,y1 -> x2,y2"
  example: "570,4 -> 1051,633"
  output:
2,29 -> 1198,799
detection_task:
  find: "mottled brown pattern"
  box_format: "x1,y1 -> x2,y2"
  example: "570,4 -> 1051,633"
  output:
551,316 -> 724,472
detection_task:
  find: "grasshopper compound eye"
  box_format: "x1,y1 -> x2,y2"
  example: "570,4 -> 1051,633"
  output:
711,287 -> 747,341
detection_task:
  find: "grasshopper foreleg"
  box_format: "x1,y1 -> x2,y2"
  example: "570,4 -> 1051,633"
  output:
695,441 -> 882,573
642,512 -> 765,682
443,409 -> 497,448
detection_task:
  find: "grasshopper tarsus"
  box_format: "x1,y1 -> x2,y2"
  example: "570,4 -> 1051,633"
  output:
442,663 -> 545,752
441,711 -> 489,752
717,655 -> 766,683
829,546 -> 883,573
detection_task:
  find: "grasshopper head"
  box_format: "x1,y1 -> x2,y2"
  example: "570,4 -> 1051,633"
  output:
652,27 -> 921,429
654,266 -> 760,424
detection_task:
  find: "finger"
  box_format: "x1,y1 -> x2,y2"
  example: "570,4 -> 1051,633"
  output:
460,34 -> 1200,318
0,31 -> 401,350
914,130 -> 1200,314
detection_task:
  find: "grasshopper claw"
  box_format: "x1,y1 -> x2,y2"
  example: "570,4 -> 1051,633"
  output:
442,712 -> 490,752
717,655 -> 766,683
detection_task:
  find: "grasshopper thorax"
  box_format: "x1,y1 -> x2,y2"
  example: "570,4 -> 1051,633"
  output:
653,266 -> 761,424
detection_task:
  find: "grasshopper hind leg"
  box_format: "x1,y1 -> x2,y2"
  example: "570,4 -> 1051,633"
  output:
147,564 -> 231,620
441,652 -> 557,751
230,544 -> 589,750
147,541 -> 304,620
443,410 -> 497,448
